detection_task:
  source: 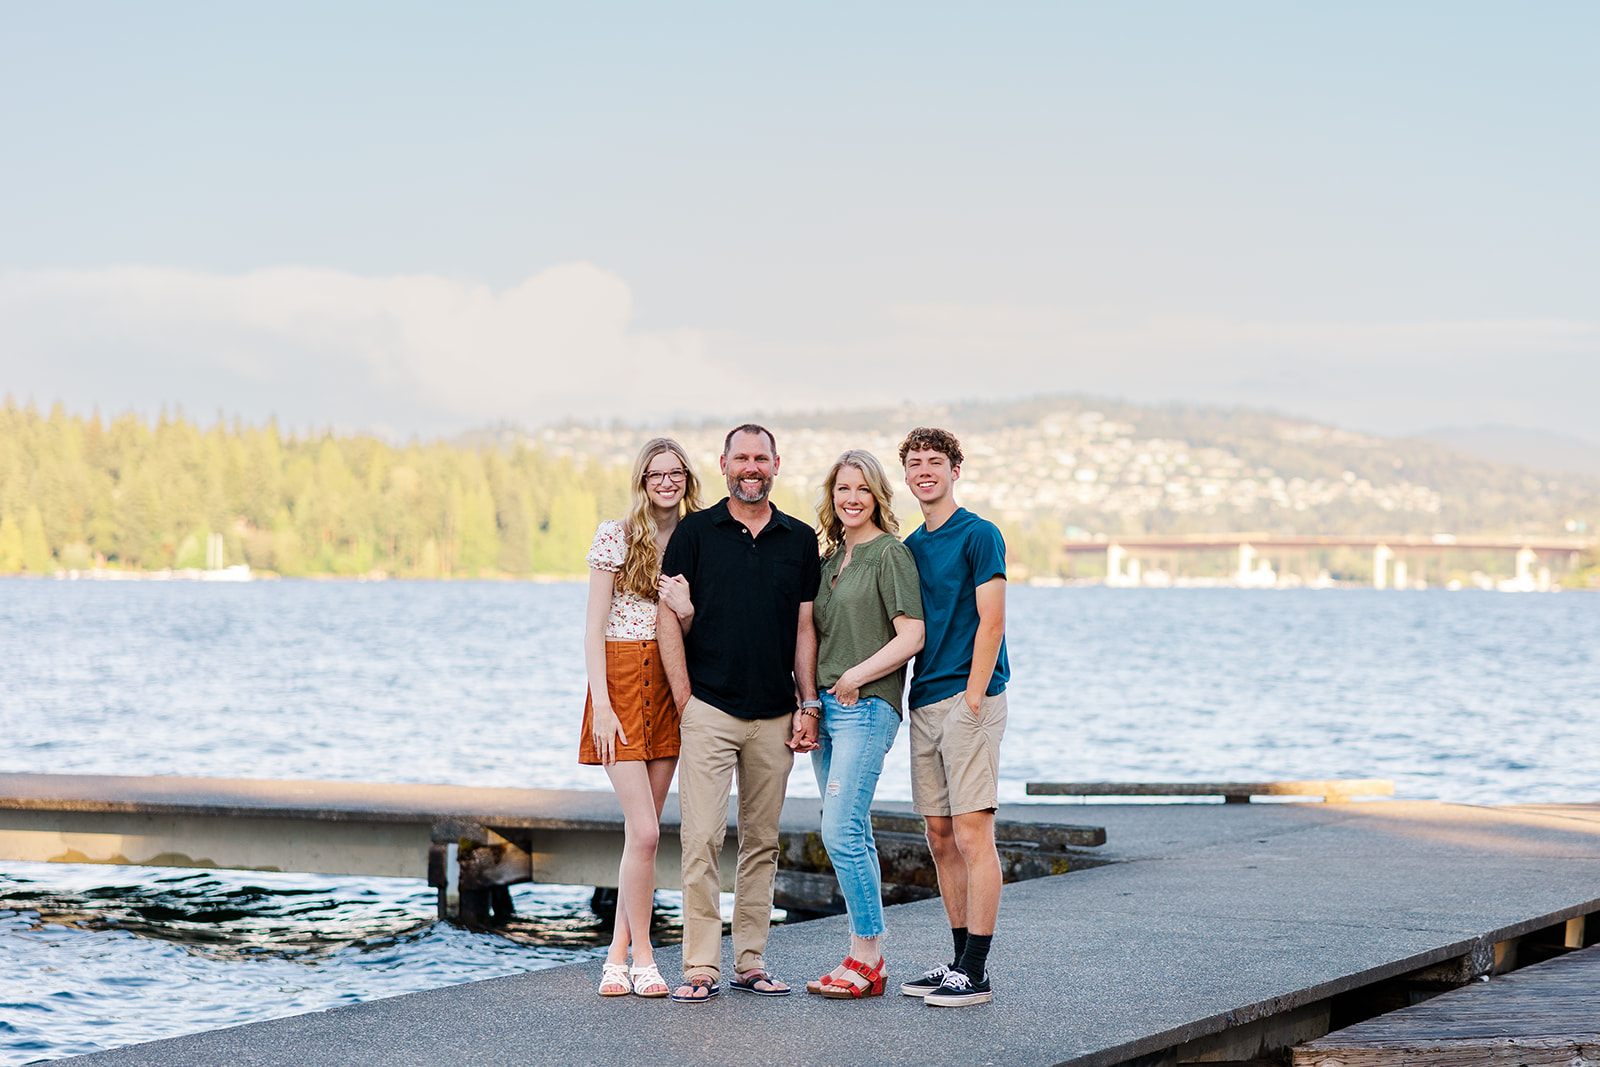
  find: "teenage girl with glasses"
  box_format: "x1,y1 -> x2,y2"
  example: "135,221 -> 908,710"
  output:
580,438 -> 702,998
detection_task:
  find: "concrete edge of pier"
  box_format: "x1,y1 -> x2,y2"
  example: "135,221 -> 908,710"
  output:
0,773 -> 648,831
0,774 -> 1110,925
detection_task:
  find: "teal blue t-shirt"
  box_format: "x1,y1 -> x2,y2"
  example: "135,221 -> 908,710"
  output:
904,508 -> 1009,708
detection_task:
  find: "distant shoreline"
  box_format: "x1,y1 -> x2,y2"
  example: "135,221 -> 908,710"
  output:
2,571 -> 1581,591
14,568 -> 591,584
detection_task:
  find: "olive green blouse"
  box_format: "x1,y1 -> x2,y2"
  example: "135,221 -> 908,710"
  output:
813,532 -> 925,715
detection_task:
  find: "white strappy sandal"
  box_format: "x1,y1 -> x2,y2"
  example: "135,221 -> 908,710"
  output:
597,961 -> 632,996
630,963 -> 670,998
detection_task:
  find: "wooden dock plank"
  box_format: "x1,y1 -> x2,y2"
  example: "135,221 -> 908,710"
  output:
1294,943 -> 1600,1066
1026,779 -> 1395,801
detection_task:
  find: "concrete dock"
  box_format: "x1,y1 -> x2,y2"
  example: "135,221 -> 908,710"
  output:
0,773 -> 708,886
58,799 -> 1600,1067
0,773 -> 1106,926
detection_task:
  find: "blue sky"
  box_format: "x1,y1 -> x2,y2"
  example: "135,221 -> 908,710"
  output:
2,2 -> 1595,440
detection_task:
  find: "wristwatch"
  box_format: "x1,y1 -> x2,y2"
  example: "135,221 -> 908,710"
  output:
799,699 -> 822,719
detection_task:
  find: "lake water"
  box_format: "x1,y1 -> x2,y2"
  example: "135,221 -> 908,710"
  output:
2,580 -> 1597,1062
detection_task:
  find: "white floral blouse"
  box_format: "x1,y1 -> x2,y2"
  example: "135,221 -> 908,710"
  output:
587,520 -> 659,640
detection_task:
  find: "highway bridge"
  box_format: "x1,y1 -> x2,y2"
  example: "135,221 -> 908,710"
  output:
1056,533 -> 1594,589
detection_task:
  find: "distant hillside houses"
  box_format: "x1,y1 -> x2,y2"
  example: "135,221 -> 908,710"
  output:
2,397 -> 1592,580
529,400 -> 1587,540
952,412 -> 1444,521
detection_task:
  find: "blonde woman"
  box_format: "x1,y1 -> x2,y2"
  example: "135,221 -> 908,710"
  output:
805,450 -> 924,999
581,438 -> 702,998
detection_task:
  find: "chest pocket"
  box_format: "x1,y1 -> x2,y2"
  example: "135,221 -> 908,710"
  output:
771,558 -> 803,599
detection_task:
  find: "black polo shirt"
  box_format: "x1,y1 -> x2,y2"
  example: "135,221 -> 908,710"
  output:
661,498 -> 822,720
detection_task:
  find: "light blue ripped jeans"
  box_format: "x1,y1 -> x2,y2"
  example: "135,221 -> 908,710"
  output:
811,691 -> 902,938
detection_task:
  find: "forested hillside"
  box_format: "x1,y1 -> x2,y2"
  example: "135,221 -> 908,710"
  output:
0,401 -> 628,576
3,396 -> 1595,580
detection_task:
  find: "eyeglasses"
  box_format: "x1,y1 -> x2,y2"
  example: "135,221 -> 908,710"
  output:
644,469 -> 688,485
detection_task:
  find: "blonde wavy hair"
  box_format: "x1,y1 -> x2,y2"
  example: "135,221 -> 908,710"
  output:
619,438 -> 702,600
816,449 -> 899,557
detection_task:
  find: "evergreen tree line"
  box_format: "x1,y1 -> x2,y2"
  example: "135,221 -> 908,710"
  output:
0,401 -> 631,577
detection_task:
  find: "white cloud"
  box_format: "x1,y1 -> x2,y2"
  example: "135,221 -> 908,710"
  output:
0,263 -> 728,431
741,303 -> 1600,442
2,266 -> 1595,443
853,302 -> 1600,368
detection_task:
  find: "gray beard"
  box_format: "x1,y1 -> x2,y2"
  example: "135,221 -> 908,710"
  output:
728,477 -> 772,504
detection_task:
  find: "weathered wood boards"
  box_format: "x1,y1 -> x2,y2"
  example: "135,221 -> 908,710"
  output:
1293,943 -> 1600,1066
1026,779 -> 1395,803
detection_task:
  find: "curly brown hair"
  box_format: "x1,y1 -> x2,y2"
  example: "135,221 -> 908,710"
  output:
897,426 -> 963,468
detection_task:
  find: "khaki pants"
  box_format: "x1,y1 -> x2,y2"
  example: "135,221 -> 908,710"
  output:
677,695 -> 795,980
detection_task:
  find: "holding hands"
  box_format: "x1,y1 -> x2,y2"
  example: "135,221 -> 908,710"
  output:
788,705 -> 821,753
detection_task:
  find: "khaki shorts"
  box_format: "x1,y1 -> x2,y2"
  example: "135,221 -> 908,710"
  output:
909,691 -> 1007,817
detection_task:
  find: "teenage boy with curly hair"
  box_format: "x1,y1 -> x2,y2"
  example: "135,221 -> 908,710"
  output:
896,426 -> 1009,1008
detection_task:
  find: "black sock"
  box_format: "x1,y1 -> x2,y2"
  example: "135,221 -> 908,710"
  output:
959,933 -> 992,982
950,926 -> 968,969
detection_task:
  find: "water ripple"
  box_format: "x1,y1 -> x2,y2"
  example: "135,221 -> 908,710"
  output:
1,580 -> 1597,1062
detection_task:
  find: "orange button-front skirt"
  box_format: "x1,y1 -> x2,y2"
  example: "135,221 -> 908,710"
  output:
578,639 -> 681,765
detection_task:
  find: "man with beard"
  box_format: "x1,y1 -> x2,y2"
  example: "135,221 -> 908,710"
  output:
656,423 -> 822,1003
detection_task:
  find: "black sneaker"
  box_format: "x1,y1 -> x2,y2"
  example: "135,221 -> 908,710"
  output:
899,963 -> 953,998
923,967 -> 992,1006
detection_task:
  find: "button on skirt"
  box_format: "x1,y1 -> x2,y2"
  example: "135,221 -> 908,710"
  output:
579,639 -> 681,764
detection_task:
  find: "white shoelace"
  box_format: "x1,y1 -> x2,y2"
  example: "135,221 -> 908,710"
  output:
922,964 -> 951,982
939,971 -> 972,991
